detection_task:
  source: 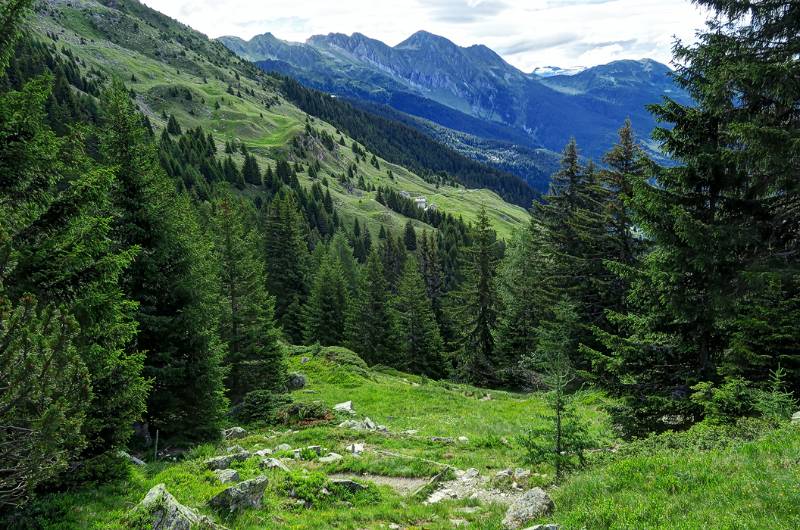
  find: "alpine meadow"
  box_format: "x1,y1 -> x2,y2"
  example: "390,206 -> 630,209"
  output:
1,0 -> 799,529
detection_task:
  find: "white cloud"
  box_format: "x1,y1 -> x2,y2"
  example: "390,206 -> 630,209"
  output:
141,0 -> 708,70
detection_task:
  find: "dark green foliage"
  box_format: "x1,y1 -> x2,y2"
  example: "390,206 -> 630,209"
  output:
304,254 -> 349,346
165,114 -> 181,135
100,83 -> 227,443
403,221 -> 417,251
264,191 -> 310,343
392,256 -> 445,377
451,208 -> 500,385
210,195 -> 286,402
345,248 -> 396,366
236,390 -> 292,424
241,153 -> 261,185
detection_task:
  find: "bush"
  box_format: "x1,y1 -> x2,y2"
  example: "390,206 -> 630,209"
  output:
691,377 -> 755,424
322,347 -> 368,372
236,391 -> 291,424
276,401 -> 332,425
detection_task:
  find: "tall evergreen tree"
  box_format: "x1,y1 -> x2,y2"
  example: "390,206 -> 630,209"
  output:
345,248 -> 396,365
329,231 -> 359,295
210,195 -> 285,402
393,256 -> 445,377
303,254 -> 349,346
403,220 -> 417,251
241,153 -> 261,185
452,208 -> 499,385
100,83 -> 227,443
264,191 -> 309,344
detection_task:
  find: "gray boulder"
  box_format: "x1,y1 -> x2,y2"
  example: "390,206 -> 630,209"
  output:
503,488 -> 554,529
260,457 -> 290,472
792,411 -> 800,424
222,427 -> 247,440
330,478 -> 367,494
523,525 -> 560,530
287,372 -> 307,390
208,476 -> 268,514
319,452 -> 343,463
204,451 -> 250,470
275,443 -> 292,452
334,400 -> 354,413
213,469 -> 240,484
136,483 -> 224,529
118,450 -> 145,466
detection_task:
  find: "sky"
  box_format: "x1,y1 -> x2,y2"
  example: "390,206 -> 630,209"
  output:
141,0 -> 709,71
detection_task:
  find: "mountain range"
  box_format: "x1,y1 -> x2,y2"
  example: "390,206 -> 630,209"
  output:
220,31 -> 690,190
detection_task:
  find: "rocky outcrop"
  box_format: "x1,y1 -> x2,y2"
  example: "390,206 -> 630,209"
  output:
208,476 -> 268,514
213,469 -> 240,484
204,451 -> 250,470
222,427 -> 247,440
135,483 -> 224,529
502,488 -> 554,529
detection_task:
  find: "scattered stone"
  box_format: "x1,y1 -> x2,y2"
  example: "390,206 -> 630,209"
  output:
208,477 -> 268,514
427,487 -> 458,503
260,457 -> 289,472
135,483 -> 224,529
338,417 -> 386,432
462,468 -> 479,480
514,469 -> 531,481
222,427 -> 247,440
377,424 -> 388,432
275,443 -> 292,452
401,429 -> 419,436
792,411 -> 800,424
502,488 -> 554,529
450,519 -> 468,527
412,466 -> 452,498
496,469 -> 513,478
118,450 -> 145,466
301,356 -> 310,363
457,436 -> 469,443
346,443 -> 365,455
226,445 -> 245,454
253,448 -> 273,457
334,400 -> 354,413
431,436 -> 454,444
330,478 -> 367,493
204,452 -> 250,470
523,525 -> 560,530
213,469 -> 240,484
319,452 -> 343,463
389,524 -> 402,530
363,417 -> 376,430
287,372 -> 307,390
480,394 -> 492,401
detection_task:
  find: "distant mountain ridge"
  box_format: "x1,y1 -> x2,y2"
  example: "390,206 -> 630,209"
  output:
219,30 -> 689,190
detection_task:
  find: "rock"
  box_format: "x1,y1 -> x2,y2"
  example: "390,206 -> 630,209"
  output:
334,400 -> 354,413
363,417 -> 376,430
401,429 -> 419,436
792,411 -> 800,424
480,394 -> 492,401
346,443 -> 365,455
338,419 -> 361,429
377,424 -> 388,432
462,468 -> 479,480
502,488 -> 554,529
275,443 -> 292,452
389,524 -> 402,530
450,519 -> 468,527
208,476 -> 268,514
496,469 -> 513,478
118,450 -> 145,466
222,427 -> 247,440
513,468 -> 531,481
204,452 -> 250,470
287,372 -> 306,390
457,436 -> 469,443
253,448 -> 272,457
431,436 -> 454,444
319,452 -> 343,463
413,466 -> 452,499
330,478 -> 367,493
523,525 -> 560,530
426,487 -> 458,504
136,483 -> 224,529
306,445 -> 323,455
259,457 -> 289,472
301,356 -> 310,364
226,445 -> 245,454
213,469 -> 240,484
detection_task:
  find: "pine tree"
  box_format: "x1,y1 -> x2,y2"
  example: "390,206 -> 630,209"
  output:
393,256 -> 445,377
241,153 -> 261,185
345,248 -> 396,365
166,113 -> 182,135
100,82 -> 227,443
453,207 -> 499,385
210,195 -> 285,402
403,220 -> 417,251
264,191 -> 310,344
304,254 -> 349,346
329,231 -> 359,295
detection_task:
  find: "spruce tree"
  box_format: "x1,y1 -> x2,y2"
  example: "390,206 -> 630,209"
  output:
303,254 -> 349,346
393,256 -> 445,377
345,248 -> 396,365
329,231 -> 359,295
241,153 -> 261,185
403,220 -> 417,251
210,195 -> 285,402
100,83 -> 227,443
264,191 -> 310,344
453,208 -> 499,386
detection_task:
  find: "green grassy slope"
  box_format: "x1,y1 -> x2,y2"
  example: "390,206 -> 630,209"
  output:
32,0 -> 529,239
26,347 -> 799,529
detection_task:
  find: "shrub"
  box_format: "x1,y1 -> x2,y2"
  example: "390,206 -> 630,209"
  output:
322,347 -> 368,372
236,391 -> 291,424
276,401 -> 332,425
